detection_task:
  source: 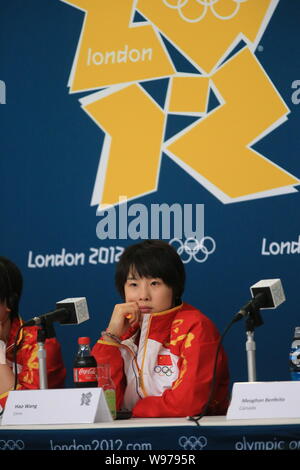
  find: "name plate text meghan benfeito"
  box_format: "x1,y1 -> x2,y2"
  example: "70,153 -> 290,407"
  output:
227,381 -> 300,420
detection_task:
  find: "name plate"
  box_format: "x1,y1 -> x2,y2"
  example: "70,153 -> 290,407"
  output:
227,381 -> 300,420
1,388 -> 113,425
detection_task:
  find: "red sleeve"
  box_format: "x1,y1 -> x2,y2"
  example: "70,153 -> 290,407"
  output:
132,315 -> 230,418
0,328 -> 66,409
17,329 -> 66,391
92,340 -> 127,410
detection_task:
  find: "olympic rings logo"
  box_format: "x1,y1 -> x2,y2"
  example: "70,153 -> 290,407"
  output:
0,440 -> 25,450
162,0 -> 248,23
179,435 -> 208,450
154,365 -> 174,376
169,237 -> 216,263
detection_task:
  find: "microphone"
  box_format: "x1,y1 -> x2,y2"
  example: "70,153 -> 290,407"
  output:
233,279 -> 285,323
23,297 -> 90,327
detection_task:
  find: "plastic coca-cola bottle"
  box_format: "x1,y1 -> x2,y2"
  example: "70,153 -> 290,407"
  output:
73,337 -> 98,387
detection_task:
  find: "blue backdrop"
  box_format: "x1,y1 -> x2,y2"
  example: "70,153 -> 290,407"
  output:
1,0 -> 300,394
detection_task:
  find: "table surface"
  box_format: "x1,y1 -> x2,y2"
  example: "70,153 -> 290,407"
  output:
1,415 -> 300,430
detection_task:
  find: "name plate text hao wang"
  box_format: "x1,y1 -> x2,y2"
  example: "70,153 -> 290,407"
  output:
1,388 -> 113,425
227,381 -> 300,420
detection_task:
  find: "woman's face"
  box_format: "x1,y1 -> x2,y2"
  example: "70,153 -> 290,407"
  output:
124,268 -> 174,314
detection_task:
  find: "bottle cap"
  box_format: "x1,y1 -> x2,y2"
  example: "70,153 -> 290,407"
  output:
78,337 -> 90,344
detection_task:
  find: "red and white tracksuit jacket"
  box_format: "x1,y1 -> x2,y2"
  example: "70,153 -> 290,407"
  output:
0,317 -> 66,410
92,302 -> 230,417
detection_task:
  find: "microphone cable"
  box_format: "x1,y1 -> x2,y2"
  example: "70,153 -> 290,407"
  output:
188,316 -> 237,426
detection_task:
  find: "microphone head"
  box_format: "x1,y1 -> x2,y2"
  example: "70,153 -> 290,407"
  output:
250,279 -> 285,309
56,297 -> 89,325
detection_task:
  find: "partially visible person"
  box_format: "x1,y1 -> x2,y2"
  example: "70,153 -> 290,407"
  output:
0,256 -> 66,410
92,240 -> 230,418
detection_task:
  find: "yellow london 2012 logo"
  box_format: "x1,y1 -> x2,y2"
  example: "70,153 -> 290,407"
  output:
61,0 -> 299,209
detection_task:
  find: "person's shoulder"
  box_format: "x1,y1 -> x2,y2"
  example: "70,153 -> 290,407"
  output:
175,302 -> 207,320
8,316 -> 35,344
175,302 -> 219,330
16,318 -> 38,345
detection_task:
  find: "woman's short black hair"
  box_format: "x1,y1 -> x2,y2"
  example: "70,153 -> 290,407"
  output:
115,240 -> 185,305
0,256 -> 23,319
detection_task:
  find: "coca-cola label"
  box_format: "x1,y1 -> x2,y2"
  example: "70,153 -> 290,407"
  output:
73,367 -> 97,383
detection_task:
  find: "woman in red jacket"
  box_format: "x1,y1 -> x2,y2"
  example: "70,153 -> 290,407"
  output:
92,240 -> 230,418
0,256 -> 66,411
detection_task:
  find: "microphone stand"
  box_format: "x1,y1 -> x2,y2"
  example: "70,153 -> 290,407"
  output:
37,319 -> 56,390
244,304 -> 264,382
